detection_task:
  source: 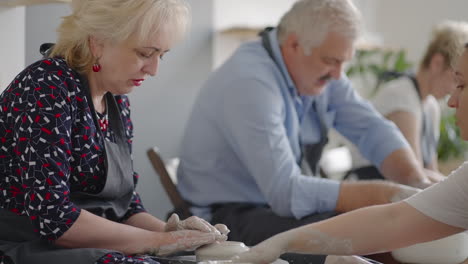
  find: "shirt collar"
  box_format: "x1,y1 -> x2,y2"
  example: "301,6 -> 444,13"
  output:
267,28 -> 299,98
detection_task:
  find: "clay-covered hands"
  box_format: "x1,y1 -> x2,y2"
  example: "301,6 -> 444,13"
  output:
231,236 -> 286,264
164,213 -> 230,237
155,214 -> 229,256
157,229 -> 227,256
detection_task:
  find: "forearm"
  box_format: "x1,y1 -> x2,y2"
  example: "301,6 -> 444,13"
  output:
287,202 -> 461,256
427,156 -> 439,171
287,204 -> 402,255
335,180 -> 418,213
235,202 -> 463,263
56,209 -> 164,255
380,148 -> 431,187
124,212 -> 166,232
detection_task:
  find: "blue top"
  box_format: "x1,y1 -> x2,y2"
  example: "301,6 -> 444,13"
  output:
177,29 -> 408,220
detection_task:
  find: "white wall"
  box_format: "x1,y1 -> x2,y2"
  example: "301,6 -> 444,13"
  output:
368,0 -> 468,64
213,0 -> 377,31
213,1 -> 296,68
0,6 -> 25,89
25,3 -> 70,64
213,0 -> 295,30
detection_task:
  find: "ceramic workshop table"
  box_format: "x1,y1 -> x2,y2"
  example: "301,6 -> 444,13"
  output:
150,254 -> 383,264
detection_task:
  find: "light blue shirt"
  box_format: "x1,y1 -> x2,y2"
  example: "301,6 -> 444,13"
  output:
177,29 -> 408,220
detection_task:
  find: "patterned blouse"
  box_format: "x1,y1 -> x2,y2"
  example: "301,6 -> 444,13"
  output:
0,58 -> 146,241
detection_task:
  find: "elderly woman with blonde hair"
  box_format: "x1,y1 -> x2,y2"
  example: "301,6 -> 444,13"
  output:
0,0 -> 227,264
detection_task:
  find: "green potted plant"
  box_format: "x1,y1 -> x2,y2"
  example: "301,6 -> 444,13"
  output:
346,47 -> 413,96
437,111 -> 467,174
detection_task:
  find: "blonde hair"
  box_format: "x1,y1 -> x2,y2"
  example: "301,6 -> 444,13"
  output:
50,0 -> 190,74
277,0 -> 361,55
420,20 -> 468,70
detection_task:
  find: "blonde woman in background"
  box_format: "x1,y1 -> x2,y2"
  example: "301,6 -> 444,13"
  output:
0,1 -> 227,264
347,21 -> 468,181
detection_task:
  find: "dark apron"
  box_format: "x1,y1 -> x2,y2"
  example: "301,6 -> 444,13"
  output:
407,74 -> 436,167
259,27 -> 329,175
0,85 -> 134,264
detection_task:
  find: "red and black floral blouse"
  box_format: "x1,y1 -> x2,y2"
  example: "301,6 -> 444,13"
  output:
0,58 -> 146,241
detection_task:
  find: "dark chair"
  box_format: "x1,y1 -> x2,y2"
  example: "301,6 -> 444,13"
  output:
147,147 -> 192,219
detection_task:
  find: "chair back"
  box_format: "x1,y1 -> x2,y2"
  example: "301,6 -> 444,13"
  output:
147,147 -> 191,219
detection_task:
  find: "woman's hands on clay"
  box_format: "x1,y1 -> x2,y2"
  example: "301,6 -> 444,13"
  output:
164,213 -> 230,237
154,213 -> 229,256
155,229 -> 227,256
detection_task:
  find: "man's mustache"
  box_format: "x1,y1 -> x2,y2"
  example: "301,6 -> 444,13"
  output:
319,74 -> 331,82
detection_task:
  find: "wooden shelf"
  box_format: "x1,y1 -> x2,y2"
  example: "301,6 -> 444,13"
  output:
219,27 -> 262,36
0,0 -> 70,7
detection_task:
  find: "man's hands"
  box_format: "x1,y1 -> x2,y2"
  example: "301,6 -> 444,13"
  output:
423,168 -> 446,185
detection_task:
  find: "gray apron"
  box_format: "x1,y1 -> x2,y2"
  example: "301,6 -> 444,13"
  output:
375,72 -> 436,167
0,86 -> 135,264
409,75 -> 437,167
259,27 -> 329,175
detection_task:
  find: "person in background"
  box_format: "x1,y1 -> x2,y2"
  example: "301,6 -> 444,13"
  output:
346,20 -> 468,180
177,0 -> 434,263
233,44 -> 468,264
0,1 -> 227,264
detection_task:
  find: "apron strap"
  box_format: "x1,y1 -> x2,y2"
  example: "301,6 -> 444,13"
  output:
71,77 -> 134,220
259,27 -> 329,175
379,71 -> 436,166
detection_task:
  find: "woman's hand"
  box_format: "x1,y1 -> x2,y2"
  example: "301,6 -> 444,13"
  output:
154,230 -> 227,256
156,214 -> 229,256
324,256 -> 376,264
231,236 -> 287,264
164,213 -> 229,237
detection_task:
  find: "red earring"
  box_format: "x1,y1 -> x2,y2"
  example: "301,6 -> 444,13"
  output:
92,63 -> 101,72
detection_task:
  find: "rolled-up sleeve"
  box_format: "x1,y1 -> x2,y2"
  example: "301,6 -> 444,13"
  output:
291,175 -> 340,219
328,78 -> 409,167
